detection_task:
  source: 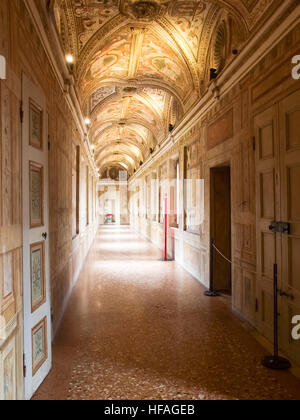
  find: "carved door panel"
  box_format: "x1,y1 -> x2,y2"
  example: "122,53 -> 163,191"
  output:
278,89 -> 300,365
254,106 -> 281,342
22,74 -> 52,400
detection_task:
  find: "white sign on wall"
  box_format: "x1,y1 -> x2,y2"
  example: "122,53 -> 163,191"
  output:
0,55 -> 6,80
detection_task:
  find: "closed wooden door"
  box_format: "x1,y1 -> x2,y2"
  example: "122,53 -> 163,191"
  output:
22,74 -> 52,400
210,166 -> 231,293
254,106 -> 281,342
278,89 -> 300,365
255,89 -> 300,366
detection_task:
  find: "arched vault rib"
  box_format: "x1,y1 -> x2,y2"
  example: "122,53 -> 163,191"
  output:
89,90 -> 167,130
92,95 -> 164,134
100,161 -> 130,173
95,138 -> 147,161
95,143 -> 143,166
99,154 -> 136,171
84,80 -> 184,115
150,20 -> 199,94
91,118 -> 161,145
92,124 -> 150,148
91,123 -> 154,155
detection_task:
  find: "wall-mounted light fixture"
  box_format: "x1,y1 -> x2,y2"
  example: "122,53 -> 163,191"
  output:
65,54 -> 74,74
66,54 -> 74,64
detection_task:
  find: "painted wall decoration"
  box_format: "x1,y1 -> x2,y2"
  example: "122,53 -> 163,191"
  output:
73,0 -> 120,51
142,88 -> 166,112
29,162 -> 44,228
30,242 -> 46,313
137,34 -> 191,95
32,317 -> 48,376
97,101 -> 124,123
84,30 -> 131,84
128,123 -> 149,141
166,1 -> 207,57
96,97 -> 159,131
184,139 -> 204,234
29,99 -> 43,150
127,99 -> 158,127
90,86 -> 116,112
159,162 -> 168,223
207,109 -> 234,150
3,346 -> 16,400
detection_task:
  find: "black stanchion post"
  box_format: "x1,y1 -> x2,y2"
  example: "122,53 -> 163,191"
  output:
204,238 -> 219,297
262,263 -> 291,370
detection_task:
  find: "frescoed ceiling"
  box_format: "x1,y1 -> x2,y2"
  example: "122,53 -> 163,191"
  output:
52,0 -> 279,176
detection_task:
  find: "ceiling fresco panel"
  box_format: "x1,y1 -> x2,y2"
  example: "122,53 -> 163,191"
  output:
52,0 -> 279,175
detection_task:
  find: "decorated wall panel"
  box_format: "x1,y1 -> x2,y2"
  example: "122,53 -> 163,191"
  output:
0,0 -> 99,400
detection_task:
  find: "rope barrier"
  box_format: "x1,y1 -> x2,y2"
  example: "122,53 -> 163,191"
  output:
212,244 -> 233,264
212,243 -> 274,281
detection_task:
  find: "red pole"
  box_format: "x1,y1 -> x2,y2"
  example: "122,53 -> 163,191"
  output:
163,194 -> 167,261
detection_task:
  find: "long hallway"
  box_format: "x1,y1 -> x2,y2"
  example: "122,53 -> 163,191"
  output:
33,226 -> 300,401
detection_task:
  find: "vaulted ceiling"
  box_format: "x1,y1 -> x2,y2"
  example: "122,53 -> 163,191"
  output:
52,0 -> 278,178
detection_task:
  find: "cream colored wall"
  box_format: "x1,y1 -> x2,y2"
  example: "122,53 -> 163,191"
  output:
129,22 -> 300,359
0,0 -> 98,400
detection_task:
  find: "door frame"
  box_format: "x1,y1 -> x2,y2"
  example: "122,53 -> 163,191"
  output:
209,164 -> 232,294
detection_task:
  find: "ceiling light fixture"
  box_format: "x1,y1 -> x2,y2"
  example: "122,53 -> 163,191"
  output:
85,117 -> 91,125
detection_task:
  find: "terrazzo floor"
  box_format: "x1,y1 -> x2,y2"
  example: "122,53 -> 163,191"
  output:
33,226 -> 300,400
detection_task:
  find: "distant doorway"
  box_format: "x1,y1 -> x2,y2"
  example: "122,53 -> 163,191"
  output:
210,166 -> 232,295
104,199 -> 116,223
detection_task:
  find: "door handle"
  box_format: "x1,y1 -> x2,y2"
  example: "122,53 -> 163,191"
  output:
279,289 -> 294,300
42,232 -> 48,241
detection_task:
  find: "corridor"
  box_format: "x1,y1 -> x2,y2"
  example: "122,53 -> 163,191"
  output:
33,226 -> 300,401
1,0 -> 300,402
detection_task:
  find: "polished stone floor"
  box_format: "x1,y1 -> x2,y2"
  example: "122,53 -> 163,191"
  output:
33,226 -> 300,400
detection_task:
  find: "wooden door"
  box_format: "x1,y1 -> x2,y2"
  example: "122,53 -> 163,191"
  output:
278,89 -> 300,365
254,106 -> 281,342
22,74 -> 52,400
